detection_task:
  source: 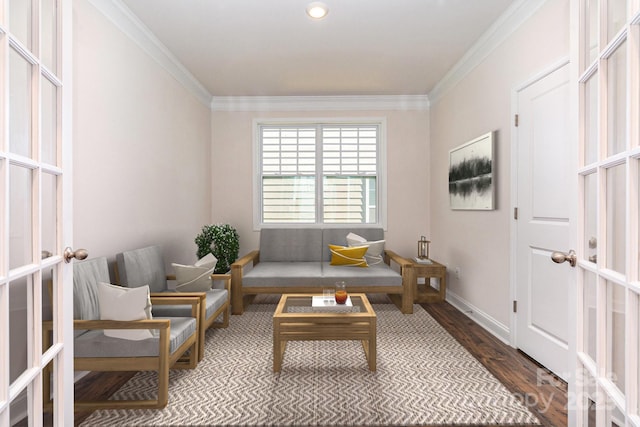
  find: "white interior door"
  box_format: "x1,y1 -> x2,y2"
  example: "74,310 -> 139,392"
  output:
574,0 -> 640,424
513,61 -> 573,381
0,0 -> 74,425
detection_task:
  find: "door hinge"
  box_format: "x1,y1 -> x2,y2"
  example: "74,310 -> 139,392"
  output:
513,300 -> 518,313
515,114 -> 519,127
514,207 -> 518,220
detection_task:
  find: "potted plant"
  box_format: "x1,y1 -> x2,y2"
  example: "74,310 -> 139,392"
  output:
195,224 -> 240,274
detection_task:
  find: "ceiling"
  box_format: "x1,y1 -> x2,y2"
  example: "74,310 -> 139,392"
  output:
120,0 -> 515,97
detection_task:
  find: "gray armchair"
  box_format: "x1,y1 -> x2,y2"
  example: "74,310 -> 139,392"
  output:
115,245 -> 230,362
43,256 -> 200,410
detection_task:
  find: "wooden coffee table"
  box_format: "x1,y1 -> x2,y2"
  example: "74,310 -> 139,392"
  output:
272,293 -> 377,372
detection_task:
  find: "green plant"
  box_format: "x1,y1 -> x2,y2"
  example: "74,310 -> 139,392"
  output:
195,224 -> 240,274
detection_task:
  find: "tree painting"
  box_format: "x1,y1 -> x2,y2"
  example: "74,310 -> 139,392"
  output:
449,132 -> 494,210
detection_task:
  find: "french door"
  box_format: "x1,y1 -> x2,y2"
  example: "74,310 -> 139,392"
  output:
575,0 -> 640,424
0,0 -> 73,426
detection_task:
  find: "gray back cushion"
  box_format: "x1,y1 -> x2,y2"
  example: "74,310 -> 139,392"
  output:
73,257 -> 111,321
259,228 -> 323,262
116,245 -> 168,292
322,228 -> 384,262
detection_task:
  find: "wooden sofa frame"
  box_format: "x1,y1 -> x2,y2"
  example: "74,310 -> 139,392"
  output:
43,295 -> 201,411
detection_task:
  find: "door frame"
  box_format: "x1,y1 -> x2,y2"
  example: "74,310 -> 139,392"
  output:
509,56 -> 574,353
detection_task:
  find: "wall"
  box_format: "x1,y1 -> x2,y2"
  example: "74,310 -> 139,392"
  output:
73,0 -> 212,270
429,0 -> 570,328
211,109 -> 430,259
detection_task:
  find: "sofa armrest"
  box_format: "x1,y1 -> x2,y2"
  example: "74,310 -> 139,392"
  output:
383,250 -> 415,314
230,251 -> 260,315
384,250 -> 412,268
233,250 -> 260,268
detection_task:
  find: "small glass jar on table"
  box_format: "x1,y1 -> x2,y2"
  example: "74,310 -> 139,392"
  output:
334,281 -> 348,304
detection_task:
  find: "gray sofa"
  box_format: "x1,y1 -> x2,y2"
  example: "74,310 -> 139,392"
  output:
231,228 -> 415,314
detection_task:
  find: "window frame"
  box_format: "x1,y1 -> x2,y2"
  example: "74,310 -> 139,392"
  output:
253,117 -> 387,230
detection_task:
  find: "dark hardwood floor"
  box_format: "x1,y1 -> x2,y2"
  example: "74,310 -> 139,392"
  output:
45,300 -> 567,427
421,302 -> 567,427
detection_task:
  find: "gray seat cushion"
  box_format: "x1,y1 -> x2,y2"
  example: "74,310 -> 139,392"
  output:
116,245 -> 168,293
321,262 -> 402,286
74,317 -> 196,358
243,262 -> 323,287
152,289 -> 228,320
242,261 -> 401,287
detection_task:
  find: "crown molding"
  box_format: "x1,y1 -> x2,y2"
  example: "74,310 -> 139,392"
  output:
89,0 -> 212,107
211,95 -> 430,112
428,0 -> 548,106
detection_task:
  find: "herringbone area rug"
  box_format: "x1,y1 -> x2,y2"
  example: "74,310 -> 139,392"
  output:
81,300 -> 540,426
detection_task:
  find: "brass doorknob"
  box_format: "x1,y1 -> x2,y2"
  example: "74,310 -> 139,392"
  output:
551,250 -> 577,267
63,247 -> 88,263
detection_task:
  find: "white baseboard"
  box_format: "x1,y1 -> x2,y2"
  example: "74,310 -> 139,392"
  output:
445,291 -> 511,345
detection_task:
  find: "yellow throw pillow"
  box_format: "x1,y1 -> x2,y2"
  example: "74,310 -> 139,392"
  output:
329,244 -> 369,267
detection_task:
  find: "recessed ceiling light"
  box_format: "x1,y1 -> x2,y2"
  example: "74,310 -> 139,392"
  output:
306,2 -> 329,19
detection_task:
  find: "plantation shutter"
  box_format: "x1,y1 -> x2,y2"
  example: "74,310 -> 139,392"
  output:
260,123 -> 379,224
261,126 -> 317,223
322,125 -> 378,223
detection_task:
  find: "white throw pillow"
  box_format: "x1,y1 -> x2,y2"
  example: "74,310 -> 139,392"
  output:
97,282 -> 153,341
172,263 -> 213,292
346,232 -> 385,263
194,253 -> 217,270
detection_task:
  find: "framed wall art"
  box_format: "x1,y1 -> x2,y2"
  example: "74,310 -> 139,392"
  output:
448,131 -> 495,210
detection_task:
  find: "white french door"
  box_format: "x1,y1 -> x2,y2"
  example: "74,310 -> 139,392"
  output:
575,0 -> 640,424
0,0 -> 73,426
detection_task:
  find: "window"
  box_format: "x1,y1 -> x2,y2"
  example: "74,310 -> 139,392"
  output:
256,120 -> 384,226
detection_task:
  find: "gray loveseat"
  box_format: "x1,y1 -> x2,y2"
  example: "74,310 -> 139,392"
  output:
231,228 -> 415,314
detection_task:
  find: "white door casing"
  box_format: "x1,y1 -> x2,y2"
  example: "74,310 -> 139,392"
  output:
512,60 -> 574,381
0,0 -> 74,425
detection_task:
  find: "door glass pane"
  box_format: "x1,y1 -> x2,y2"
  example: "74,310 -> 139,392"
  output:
42,266 -> 54,353
10,389 -> 29,426
10,165 -> 33,269
9,0 -> 32,48
585,0 -> 599,66
607,0 -> 627,43
584,72 -> 599,165
9,277 -> 30,384
41,77 -> 57,165
9,48 -> 33,158
583,271 -> 597,361
607,281 -> 625,393
41,0 -> 58,73
606,164 -> 625,273
607,42 -> 627,156
585,173 -> 598,262
606,397 -> 625,426
42,172 -> 56,258
581,366 -> 597,426
44,358 -> 54,423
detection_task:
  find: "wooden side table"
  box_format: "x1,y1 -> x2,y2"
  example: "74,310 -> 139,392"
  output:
409,259 -> 447,303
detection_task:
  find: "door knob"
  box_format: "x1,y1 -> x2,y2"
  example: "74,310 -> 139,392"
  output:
63,247 -> 88,263
551,249 -> 577,267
